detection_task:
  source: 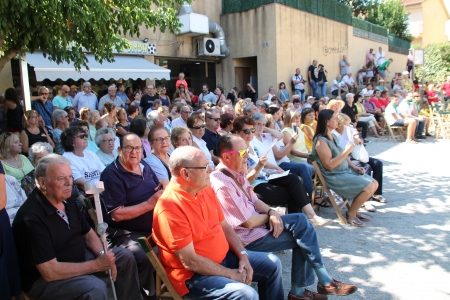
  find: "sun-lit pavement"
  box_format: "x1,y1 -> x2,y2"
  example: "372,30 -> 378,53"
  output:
277,137 -> 450,299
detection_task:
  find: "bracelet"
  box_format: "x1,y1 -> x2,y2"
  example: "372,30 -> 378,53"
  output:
267,208 -> 274,216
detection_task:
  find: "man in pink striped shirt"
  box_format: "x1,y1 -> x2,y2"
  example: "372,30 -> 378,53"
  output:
210,135 -> 358,300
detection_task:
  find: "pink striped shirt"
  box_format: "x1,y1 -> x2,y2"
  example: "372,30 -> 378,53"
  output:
210,163 -> 269,246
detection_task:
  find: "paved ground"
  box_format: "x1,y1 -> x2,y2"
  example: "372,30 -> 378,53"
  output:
277,136 -> 450,299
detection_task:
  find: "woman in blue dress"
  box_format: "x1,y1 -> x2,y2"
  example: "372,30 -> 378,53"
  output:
0,163 -> 21,299
312,109 -> 378,227
278,82 -> 290,101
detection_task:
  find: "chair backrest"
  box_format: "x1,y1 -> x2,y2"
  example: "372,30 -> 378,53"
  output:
312,161 -> 329,190
138,236 -> 184,300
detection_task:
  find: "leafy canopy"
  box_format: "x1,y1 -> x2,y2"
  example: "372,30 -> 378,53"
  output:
415,43 -> 450,86
0,0 -> 188,72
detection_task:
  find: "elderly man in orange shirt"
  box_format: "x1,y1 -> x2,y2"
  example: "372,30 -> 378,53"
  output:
152,146 -> 284,299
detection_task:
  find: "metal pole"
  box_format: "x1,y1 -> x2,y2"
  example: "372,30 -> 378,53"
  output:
19,54 -> 31,110
85,182 -> 118,300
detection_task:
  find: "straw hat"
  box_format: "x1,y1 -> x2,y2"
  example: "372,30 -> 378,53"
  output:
326,99 -> 345,110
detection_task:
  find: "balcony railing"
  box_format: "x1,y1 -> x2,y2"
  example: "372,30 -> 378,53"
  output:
408,21 -> 424,36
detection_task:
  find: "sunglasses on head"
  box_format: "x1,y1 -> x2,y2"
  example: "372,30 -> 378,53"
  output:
191,124 -> 206,130
242,128 -> 256,134
222,147 -> 250,157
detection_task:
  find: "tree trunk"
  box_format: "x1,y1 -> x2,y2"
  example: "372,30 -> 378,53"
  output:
0,47 -> 21,73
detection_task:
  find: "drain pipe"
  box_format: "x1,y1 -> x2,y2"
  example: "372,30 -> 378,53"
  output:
209,21 -> 230,58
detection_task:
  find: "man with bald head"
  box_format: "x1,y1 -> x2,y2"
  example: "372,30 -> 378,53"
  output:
152,146 -> 284,299
31,86 -> 54,129
210,135 -> 358,300
12,154 -> 142,300
53,85 -> 72,109
342,72 -> 357,94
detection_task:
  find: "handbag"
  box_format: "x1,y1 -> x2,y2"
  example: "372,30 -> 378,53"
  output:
351,144 -> 369,163
318,80 -> 324,86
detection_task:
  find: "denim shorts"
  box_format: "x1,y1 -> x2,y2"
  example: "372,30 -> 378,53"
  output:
391,119 -> 405,126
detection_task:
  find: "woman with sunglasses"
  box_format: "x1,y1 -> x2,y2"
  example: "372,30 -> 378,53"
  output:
20,110 -> 55,155
187,115 -> 214,169
233,116 -> 332,227
144,126 -> 172,187
61,126 -> 105,192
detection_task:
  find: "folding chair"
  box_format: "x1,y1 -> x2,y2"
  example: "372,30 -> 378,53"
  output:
138,236 -> 184,300
310,156 -> 351,225
384,120 -> 406,142
435,111 -> 450,140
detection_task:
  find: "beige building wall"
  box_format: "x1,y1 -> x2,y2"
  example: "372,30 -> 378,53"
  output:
421,0 -> 449,46
0,61 -> 13,93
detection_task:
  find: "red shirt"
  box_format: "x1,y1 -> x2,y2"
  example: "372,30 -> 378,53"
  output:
426,91 -> 438,103
441,83 -> 450,97
175,79 -> 188,89
373,97 -> 389,109
191,95 -> 199,103
152,182 -> 229,296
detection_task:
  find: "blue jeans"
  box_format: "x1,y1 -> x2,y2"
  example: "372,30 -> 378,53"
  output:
246,214 -> 324,288
185,250 -> 283,300
318,82 -> 328,98
279,161 -> 314,197
310,81 -> 319,99
415,119 -> 425,136
295,89 -> 305,103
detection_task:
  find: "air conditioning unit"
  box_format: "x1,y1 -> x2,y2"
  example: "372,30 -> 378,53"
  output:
198,38 -> 221,56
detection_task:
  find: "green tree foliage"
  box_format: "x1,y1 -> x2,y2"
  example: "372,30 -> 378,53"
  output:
364,0 -> 413,41
0,0 -> 188,72
337,0 -> 370,17
415,43 -> 450,87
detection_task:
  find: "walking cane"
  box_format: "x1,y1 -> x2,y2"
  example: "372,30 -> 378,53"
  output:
85,181 -> 118,300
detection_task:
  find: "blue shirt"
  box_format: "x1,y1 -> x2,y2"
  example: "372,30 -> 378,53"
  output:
31,100 -> 54,128
116,92 -> 128,103
72,92 -> 98,111
203,128 -> 220,156
100,158 -> 159,233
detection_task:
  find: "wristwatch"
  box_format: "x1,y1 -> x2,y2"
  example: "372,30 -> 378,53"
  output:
97,250 -> 105,257
240,250 -> 248,256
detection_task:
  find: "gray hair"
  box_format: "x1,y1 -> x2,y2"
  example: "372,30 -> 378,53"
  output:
345,93 -> 354,100
251,112 -> 267,122
52,109 -> 67,122
82,82 -> 92,88
28,142 -> 53,163
205,108 -> 219,119
243,103 -> 254,115
244,98 -> 252,102
168,146 -> 196,177
255,100 -> 265,107
108,85 -> 117,91
38,86 -> 49,95
35,154 -> 70,186
146,110 -> 160,128
95,127 -> 116,146
88,110 -> 100,120
221,104 -> 233,114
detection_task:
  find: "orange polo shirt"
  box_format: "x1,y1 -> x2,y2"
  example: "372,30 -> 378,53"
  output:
152,181 -> 229,296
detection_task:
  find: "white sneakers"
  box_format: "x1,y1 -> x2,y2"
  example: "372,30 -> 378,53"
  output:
308,215 -> 333,228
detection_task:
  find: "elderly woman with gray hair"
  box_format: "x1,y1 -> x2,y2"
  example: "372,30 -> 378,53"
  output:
20,142 -> 54,196
52,109 -> 70,154
87,109 -> 100,141
95,127 -> 119,166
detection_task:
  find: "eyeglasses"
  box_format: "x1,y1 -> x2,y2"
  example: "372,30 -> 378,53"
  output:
242,128 -> 256,134
41,93 -> 49,95
207,117 -> 220,122
152,136 -> 170,144
184,165 -> 209,170
293,115 -> 300,119
222,147 -> 250,157
191,124 -> 206,130
76,133 -> 88,139
123,146 -> 143,153
101,139 -> 114,143
64,90 -> 70,93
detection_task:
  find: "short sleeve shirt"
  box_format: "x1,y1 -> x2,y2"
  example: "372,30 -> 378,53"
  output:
101,158 -> 159,233
152,182 -> 229,296
202,129 -> 220,156
12,189 -> 91,292
62,150 -> 105,183
441,83 -> 450,97
426,91 -> 438,103
385,103 -> 400,125
378,61 -> 390,70
308,65 -> 318,81
52,96 -> 72,109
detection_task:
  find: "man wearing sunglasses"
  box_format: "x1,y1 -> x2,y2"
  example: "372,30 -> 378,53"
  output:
210,135 -> 358,300
152,146 -> 284,299
202,108 -> 221,165
53,85 -> 72,109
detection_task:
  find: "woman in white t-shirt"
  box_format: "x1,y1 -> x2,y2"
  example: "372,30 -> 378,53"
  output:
61,126 -> 105,192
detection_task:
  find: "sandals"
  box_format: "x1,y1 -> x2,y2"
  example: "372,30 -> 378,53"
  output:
363,203 -> 377,212
314,197 -> 331,207
406,139 -> 418,144
372,195 -> 387,203
357,213 -> 371,221
345,212 -> 366,227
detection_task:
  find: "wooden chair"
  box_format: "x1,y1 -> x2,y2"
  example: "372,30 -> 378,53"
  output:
138,236 -> 184,300
435,111 -> 450,140
384,119 -> 406,142
310,157 -> 351,225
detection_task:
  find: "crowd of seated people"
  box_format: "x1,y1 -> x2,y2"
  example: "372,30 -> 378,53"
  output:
7,74 -> 446,299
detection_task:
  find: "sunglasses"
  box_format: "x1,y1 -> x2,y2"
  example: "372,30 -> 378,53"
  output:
76,133 -> 88,139
191,124 -> 206,130
222,147 -> 250,157
207,117 -> 220,122
242,128 -> 256,134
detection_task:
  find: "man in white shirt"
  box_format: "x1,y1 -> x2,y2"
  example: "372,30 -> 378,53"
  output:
171,105 -> 190,129
98,85 -> 125,115
342,72 -> 357,93
398,92 -> 426,139
72,82 -> 98,111
385,96 -> 417,143
375,46 -> 385,81
292,68 -> 305,102
331,74 -> 348,96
